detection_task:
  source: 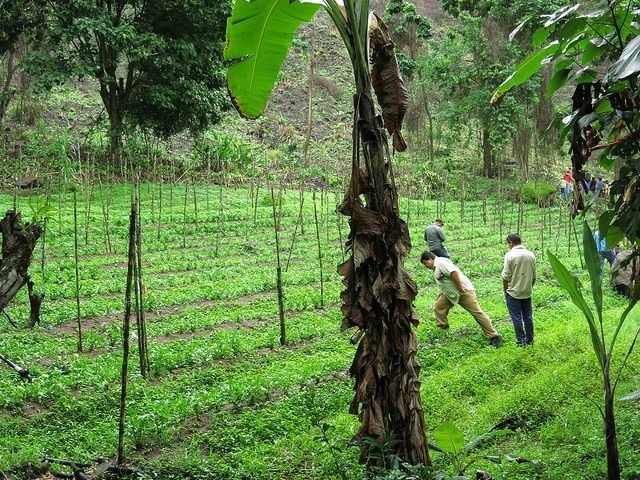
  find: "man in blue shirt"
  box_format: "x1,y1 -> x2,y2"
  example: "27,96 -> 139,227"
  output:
594,229 -> 615,277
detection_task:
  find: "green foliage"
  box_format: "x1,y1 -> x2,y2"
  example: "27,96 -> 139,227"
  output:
224,0 -> 321,119
494,1 -> 640,245
547,221 -> 640,478
126,0 -> 232,138
21,0 -> 231,145
192,130 -> 254,174
520,181 -> 555,205
27,196 -> 56,224
429,423 -> 511,477
419,12 -> 532,153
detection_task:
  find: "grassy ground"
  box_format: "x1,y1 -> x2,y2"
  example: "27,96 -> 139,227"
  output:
0,183 -> 638,480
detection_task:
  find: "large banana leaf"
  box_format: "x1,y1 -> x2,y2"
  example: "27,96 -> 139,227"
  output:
224,0 -> 321,119
490,41 -> 559,106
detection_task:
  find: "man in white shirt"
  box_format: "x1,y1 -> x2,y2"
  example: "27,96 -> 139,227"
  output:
501,233 -> 536,346
421,251 -> 502,347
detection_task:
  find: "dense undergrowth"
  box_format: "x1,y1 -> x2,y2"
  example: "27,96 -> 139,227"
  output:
0,184 -> 638,480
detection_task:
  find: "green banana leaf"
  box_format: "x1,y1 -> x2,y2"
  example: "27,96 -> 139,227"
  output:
491,41 -> 559,106
582,222 -> 603,318
224,0 -> 321,119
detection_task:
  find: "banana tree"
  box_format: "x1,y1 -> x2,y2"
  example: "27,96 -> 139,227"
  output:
225,0 -> 430,467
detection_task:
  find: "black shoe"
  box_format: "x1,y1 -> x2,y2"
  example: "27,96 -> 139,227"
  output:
516,342 -> 526,347
489,335 -> 502,348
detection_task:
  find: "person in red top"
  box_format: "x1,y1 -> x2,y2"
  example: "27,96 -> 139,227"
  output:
563,170 -> 573,182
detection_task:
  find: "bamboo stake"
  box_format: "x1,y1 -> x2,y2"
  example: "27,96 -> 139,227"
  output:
285,184 -> 305,272
117,193 -> 137,466
73,190 -> 83,353
182,182 -> 188,248
271,187 -> 286,346
313,190 -> 324,308
98,175 -> 112,253
134,184 -> 149,377
157,180 -> 163,241
192,176 -> 198,227
335,191 -> 345,261
215,182 -> 225,257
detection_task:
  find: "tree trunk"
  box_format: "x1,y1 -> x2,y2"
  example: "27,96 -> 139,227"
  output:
419,83 -> 434,165
0,211 -> 42,312
339,87 -> 430,466
482,128 -> 493,178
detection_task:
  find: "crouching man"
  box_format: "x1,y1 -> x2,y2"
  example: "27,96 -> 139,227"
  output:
421,251 -> 502,347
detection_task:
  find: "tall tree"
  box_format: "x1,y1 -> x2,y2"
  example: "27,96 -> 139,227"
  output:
226,0 -> 430,467
22,0 -> 231,166
421,0 -> 566,177
0,0 -> 43,126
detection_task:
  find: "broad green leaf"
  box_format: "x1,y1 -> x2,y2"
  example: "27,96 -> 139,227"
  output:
433,422 -> 465,455
598,149 -> 619,170
225,0 -> 321,119
543,4 -> 581,28
598,210 -> 616,238
577,112 -> 599,130
547,250 -> 606,367
595,98 -> 612,114
603,225 -> 624,249
532,26 -> 551,48
604,35 -> 640,85
547,68 -> 570,96
568,66 -> 598,84
491,42 -> 559,105
579,8 -> 606,19
582,222 -> 603,318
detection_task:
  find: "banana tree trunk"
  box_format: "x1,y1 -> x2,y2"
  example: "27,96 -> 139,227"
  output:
338,89 -> 430,466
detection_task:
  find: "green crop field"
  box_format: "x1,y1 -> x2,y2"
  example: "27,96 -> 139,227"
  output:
0,184 -> 638,480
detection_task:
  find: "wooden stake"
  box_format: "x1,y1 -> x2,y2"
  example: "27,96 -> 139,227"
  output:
313,190 -> 324,308
117,192 -> 137,466
73,190 -> 83,353
271,187 -> 286,346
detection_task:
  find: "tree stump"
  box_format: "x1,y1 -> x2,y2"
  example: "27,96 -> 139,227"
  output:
0,211 -> 42,316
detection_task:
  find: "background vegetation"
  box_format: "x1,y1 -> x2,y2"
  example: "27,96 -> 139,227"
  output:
0,0 -> 639,479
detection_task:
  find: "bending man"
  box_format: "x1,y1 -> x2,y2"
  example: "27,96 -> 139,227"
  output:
421,251 -> 502,347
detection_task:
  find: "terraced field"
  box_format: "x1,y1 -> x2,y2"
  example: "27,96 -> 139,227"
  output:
0,184 -> 638,480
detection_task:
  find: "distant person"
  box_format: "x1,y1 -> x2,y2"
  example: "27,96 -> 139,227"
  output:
589,177 -> 597,193
560,177 -> 568,201
594,229 -> 616,277
596,176 -> 605,197
563,170 -> 573,183
421,251 -> 502,347
502,233 -> 536,346
424,219 -> 450,258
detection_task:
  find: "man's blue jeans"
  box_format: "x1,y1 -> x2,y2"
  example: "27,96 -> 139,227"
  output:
505,293 -> 533,345
600,250 -> 616,277
431,247 -> 450,258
